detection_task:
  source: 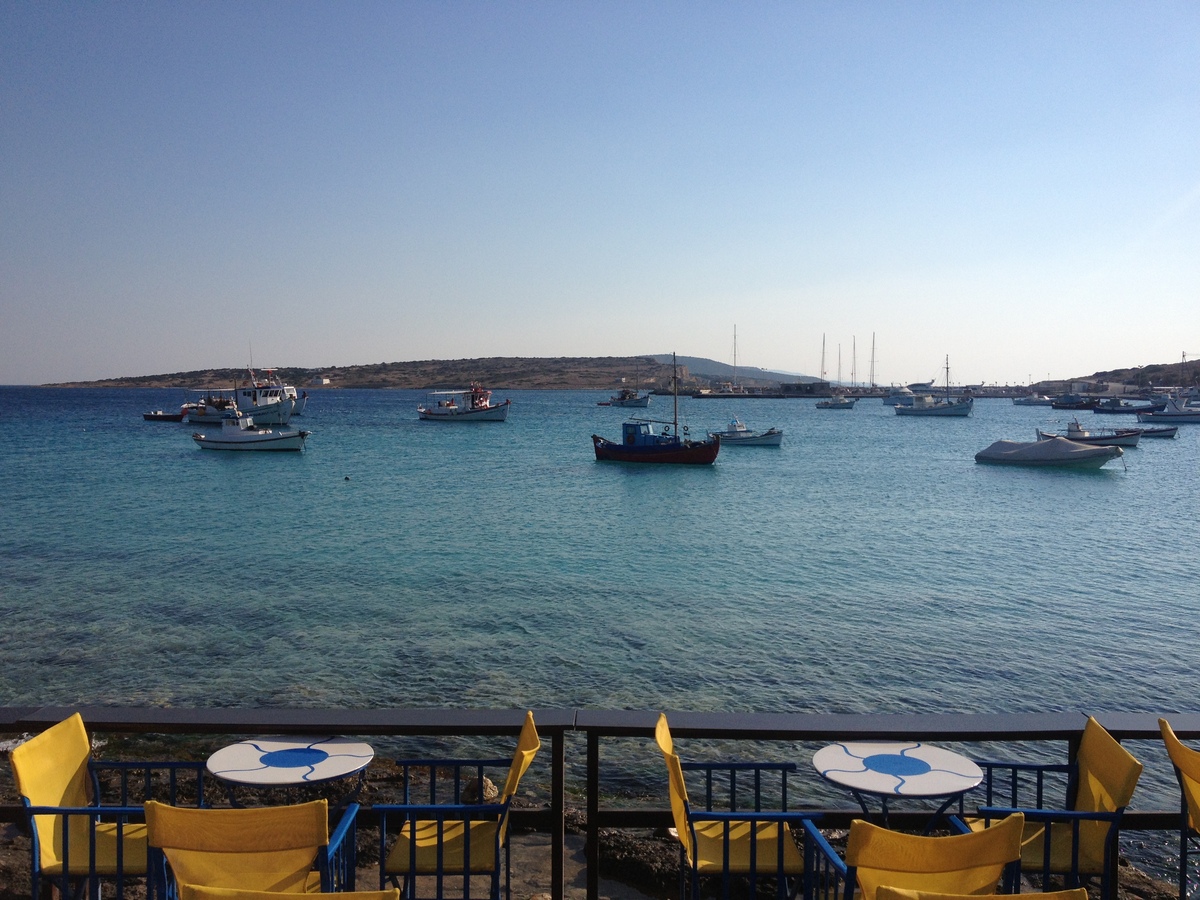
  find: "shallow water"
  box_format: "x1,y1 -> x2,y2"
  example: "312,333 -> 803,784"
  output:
1,386 -> 1196,876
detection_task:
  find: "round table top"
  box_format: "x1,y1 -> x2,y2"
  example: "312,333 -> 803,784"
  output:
207,736 -> 375,787
812,741 -> 983,798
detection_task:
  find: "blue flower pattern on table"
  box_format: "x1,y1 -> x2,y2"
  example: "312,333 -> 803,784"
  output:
815,741 -> 982,796
208,736 -> 374,785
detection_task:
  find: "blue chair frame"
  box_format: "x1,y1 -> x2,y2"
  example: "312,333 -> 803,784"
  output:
375,756 -> 516,900
672,759 -> 817,900
19,758 -> 208,900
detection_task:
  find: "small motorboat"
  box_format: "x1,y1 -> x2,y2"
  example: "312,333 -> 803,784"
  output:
1012,394 -> 1053,406
598,388 -> 651,408
1092,397 -> 1165,415
1036,419 -> 1140,447
143,409 -> 186,422
975,437 -> 1123,469
708,417 -> 783,446
1137,397 -> 1200,424
1051,393 -> 1100,410
816,394 -> 856,410
193,412 -> 311,451
1136,425 -> 1178,438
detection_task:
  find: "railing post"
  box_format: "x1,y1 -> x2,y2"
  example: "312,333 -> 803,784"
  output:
587,728 -> 600,900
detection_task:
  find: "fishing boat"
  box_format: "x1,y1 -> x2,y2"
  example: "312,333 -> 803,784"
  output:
708,417 -> 783,447
1092,397 -> 1164,415
598,388 -> 651,408
1137,425 -> 1178,438
1051,393 -> 1099,410
182,390 -> 237,424
1012,394 -> 1053,406
192,412 -> 311,451
1036,419 -> 1140,447
592,354 -> 719,464
418,383 -> 511,421
143,409 -> 186,422
882,385 -> 915,406
894,357 -> 972,417
1137,397 -> 1200,424
816,394 -> 856,409
975,437 -> 1123,469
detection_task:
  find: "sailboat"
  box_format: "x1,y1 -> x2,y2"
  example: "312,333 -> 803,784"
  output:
591,354 -> 720,464
816,336 -> 857,409
895,356 -> 973,417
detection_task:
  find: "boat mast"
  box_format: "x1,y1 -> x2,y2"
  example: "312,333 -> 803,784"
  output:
852,336 -> 857,388
869,333 -> 876,389
672,352 -> 679,431
820,334 -> 826,382
837,344 -> 842,386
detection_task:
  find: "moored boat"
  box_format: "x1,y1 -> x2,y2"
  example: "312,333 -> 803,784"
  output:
143,409 -> 186,422
1036,419 -> 1141,447
1093,397 -> 1164,415
816,394 -> 856,409
192,412 -> 311,451
1137,425 -> 1178,438
418,384 -> 511,421
1012,394 -> 1053,406
895,394 -> 973,417
182,390 -> 237,424
592,353 -> 719,464
598,388 -> 651,408
1051,393 -> 1099,410
708,417 -> 783,447
1137,397 -> 1200,424
975,437 -> 1123,469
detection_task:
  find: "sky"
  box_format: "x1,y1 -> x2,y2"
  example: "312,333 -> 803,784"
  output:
2,2 -> 1197,387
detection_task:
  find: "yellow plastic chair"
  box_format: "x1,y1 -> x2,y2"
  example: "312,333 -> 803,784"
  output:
972,716 -> 1142,900
805,812 -> 1024,900
145,798 -> 359,897
181,889 -> 399,900
9,712 -> 206,900
655,713 -> 815,900
1159,718 -> 1200,900
877,888 -> 1086,900
377,710 -> 541,900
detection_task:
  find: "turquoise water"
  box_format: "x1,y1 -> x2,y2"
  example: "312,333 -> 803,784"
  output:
1,386 -> 1197,871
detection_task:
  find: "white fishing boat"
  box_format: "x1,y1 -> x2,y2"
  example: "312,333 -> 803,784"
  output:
882,385 -> 915,406
894,357 -> 972,417
816,394 -> 856,409
1036,419 -> 1140,447
975,437 -> 1123,469
182,390 -> 238,424
598,388 -> 651,408
1137,396 -> 1200,424
192,412 -> 311,451
708,417 -> 783,447
1012,394 -> 1053,406
418,383 -> 512,421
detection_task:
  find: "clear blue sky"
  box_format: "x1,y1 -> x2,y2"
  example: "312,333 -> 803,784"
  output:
2,2 -> 1197,386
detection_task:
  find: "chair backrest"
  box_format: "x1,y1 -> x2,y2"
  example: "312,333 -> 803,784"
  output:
1074,716 -> 1142,814
877,888 -> 1087,900
9,713 -> 95,872
145,799 -> 329,892
1160,718 -> 1200,833
181,888 -> 399,900
655,714 -> 695,864
500,711 -> 541,802
846,812 -> 1024,900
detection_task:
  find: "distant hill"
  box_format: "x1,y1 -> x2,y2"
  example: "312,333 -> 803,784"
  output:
45,355 -> 815,391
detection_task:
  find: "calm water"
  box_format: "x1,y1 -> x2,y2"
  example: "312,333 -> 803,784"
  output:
1,386 -> 1197,872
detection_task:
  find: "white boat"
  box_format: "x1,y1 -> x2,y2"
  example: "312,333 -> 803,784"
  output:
598,388 -> 651,408
418,384 -> 511,421
1012,394 -> 1053,406
182,390 -> 238,424
233,368 -> 297,425
882,385 -> 915,406
975,437 -> 1123,469
1137,396 -> 1200,424
192,412 -> 311,451
816,394 -> 856,409
707,417 -> 783,447
1036,419 -> 1140,447
894,357 -> 972,417
1137,425 -> 1178,438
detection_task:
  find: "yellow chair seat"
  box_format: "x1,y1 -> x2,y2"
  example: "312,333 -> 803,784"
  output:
43,820 -> 149,876
690,820 -> 803,875
384,819 -> 501,875
1018,821 -> 1106,875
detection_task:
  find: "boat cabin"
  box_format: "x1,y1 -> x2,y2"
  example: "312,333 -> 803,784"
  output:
622,421 -> 677,447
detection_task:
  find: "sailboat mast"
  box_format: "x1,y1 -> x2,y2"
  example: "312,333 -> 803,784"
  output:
673,352 -> 679,429
852,336 -> 857,387
820,334 -> 826,382
870,333 -> 877,389
838,344 -> 842,385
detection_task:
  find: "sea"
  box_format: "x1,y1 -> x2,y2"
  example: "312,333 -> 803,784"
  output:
1,385 -> 1197,877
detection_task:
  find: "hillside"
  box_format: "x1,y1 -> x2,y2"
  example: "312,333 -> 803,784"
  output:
45,355 -> 809,390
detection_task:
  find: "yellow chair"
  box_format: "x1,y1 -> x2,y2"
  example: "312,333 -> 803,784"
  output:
818,813 -> 1024,900
9,712 -> 206,900
181,889 -> 399,900
145,798 -> 359,897
377,710 -> 541,900
877,888 -> 1086,900
973,716 -> 1142,899
655,713 -> 813,900
1159,718 -> 1200,900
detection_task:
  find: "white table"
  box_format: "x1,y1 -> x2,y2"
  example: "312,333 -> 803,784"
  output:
812,741 -> 983,829
207,735 -> 374,804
